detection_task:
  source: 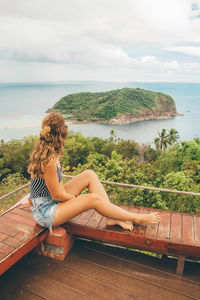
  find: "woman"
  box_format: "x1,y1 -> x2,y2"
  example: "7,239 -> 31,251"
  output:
28,112 -> 160,233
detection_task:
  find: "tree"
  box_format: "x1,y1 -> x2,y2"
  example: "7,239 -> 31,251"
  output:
154,128 -> 169,151
154,128 -> 180,151
109,129 -> 116,143
167,128 -> 180,145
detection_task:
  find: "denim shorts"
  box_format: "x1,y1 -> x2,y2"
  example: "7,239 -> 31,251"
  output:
31,196 -> 59,232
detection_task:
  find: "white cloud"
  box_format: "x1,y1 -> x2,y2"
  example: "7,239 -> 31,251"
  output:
0,0 -> 200,82
166,46 -> 200,58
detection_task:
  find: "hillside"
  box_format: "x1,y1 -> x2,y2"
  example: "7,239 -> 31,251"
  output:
50,87 -> 179,124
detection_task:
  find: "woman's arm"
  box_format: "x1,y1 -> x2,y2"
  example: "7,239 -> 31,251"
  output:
43,159 -> 75,201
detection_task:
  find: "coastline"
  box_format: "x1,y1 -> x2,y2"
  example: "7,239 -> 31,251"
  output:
0,112 -> 183,129
66,112 -> 183,126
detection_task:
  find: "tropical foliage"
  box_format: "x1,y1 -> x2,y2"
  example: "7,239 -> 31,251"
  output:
50,87 -> 177,122
154,128 -> 180,151
0,129 -> 199,215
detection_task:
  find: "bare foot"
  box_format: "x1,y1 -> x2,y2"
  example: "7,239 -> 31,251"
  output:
136,213 -> 160,225
106,218 -> 133,231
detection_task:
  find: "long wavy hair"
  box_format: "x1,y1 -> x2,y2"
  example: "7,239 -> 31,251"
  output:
28,112 -> 68,177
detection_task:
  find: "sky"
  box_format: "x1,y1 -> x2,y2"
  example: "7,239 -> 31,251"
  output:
0,0 -> 200,83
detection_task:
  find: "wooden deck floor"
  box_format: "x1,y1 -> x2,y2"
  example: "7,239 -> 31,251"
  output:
1,202 -> 200,276
0,239 -> 200,300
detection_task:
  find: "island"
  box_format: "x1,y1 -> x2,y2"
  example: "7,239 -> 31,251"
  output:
49,87 -> 181,125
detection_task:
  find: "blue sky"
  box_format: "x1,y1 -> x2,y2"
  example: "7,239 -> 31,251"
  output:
0,0 -> 200,82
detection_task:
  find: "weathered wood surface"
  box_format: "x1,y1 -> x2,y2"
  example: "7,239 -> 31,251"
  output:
1,202 -> 200,277
0,203 -> 48,275
1,239 -> 200,300
64,204 -> 200,259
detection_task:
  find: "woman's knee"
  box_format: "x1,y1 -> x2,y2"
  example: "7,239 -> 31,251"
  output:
89,192 -> 103,207
83,169 -> 98,180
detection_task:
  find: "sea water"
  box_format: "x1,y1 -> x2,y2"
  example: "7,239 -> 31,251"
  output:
0,82 -> 199,145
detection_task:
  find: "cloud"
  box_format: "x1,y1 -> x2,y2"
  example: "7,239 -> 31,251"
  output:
166,46 -> 200,58
0,0 -> 200,82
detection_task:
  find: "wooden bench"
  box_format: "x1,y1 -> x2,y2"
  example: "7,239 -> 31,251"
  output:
1,202 -> 200,276
63,204 -> 200,276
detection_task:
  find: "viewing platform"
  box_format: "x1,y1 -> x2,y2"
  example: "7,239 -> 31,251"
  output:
0,179 -> 200,299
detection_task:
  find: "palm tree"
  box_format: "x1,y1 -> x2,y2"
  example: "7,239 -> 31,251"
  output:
167,128 -> 180,145
109,129 -> 116,143
154,128 -> 169,151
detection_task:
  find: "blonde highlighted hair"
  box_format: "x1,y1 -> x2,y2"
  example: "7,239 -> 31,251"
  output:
28,112 -> 68,177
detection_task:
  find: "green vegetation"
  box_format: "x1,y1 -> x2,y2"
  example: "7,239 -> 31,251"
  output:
0,130 -> 199,215
50,87 -> 177,122
154,128 -> 180,151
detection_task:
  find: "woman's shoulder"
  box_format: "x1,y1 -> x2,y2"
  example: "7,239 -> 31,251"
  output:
43,156 -> 57,171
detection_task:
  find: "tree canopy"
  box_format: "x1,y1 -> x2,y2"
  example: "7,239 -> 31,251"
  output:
50,87 -> 177,122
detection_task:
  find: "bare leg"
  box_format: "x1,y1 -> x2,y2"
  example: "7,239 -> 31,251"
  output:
53,192 -> 160,228
63,170 -> 133,230
53,170 -> 160,229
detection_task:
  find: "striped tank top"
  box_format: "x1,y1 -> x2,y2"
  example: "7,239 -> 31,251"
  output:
29,163 -> 62,199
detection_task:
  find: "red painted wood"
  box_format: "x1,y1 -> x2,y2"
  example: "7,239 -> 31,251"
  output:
145,208 -> 159,239
0,229 -> 48,275
157,211 -> 171,241
133,207 -> 148,237
3,211 -> 36,227
194,216 -> 200,244
170,213 -> 182,242
0,232 -> 8,242
129,206 -> 139,214
0,223 -> 20,236
0,251 -> 7,260
3,236 -> 25,248
0,215 -> 35,234
10,207 -> 34,218
19,203 -> 32,211
182,215 -> 194,244
0,242 -> 15,255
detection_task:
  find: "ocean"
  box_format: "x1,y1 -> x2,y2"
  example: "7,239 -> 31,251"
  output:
0,82 -> 199,145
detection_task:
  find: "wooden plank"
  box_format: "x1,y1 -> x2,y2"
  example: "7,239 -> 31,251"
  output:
2,257 -> 94,300
182,215 -> 194,244
145,208 -> 159,239
193,216 -> 200,244
3,236 -> 26,248
64,222 -> 169,254
0,222 -> 20,237
0,279 -> 44,300
0,232 -> 8,242
133,207 -> 148,237
87,211 -> 103,228
157,211 -> 171,241
75,209 -> 94,226
9,207 -> 34,218
0,215 -> 36,234
71,244 -> 193,300
0,242 -> 15,255
98,216 -> 106,229
3,212 -> 36,227
0,229 -> 48,275
19,203 -> 32,212
170,213 -> 182,243
0,251 -> 7,260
